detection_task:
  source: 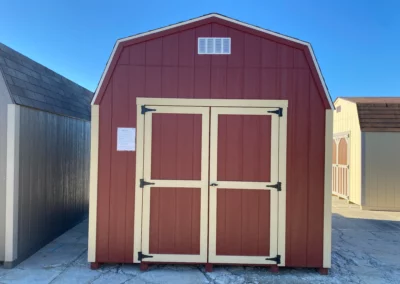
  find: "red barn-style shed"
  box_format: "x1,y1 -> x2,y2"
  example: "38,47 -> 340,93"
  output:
88,14 -> 334,274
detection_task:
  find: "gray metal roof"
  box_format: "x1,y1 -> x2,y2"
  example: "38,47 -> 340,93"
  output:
0,42 -> 93,120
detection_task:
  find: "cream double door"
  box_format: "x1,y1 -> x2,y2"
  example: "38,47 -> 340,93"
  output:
134,99 -> 287,266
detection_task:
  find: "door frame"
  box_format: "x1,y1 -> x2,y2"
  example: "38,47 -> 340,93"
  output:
208,106 -> 281,265
134,98 -> 288,266
141,105 -> 210,263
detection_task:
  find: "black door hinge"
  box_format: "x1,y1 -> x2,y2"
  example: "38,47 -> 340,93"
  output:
267,182 -> 281,191
138,251 -> 153,261
140,178 -> 155,188
141,105 -> 156,114
268,108 -> 283,117
266,255 -> 281,264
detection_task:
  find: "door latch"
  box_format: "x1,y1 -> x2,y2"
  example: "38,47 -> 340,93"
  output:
210,183 -> 218,186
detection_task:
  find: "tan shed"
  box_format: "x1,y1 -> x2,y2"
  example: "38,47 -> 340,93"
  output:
333,97 -> 400,211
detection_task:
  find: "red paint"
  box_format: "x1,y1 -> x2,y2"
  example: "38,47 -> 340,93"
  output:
205,263 -> 213,272
95,16 -> 330,268
216,189 -> 270,256
269,265 -> 279,273
90,262 -> 100,270
151,113 -> 202,180
217,115 -> 271,182
149,187 -> 201,254
319,268 -> 329,275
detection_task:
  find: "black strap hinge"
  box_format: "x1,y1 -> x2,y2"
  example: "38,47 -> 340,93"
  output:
141,105 -> 156,114
138,251 -> 153,261
266,254 -> 281,264
267,182 -> 281,191
268,108 -> 283,117
140,178 -> 155,188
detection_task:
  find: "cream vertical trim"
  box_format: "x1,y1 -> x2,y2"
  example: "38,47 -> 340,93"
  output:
88,105 -> 99,262
277,106 -> 287,266
323,110 -> 333,268
5,104 -> 20,262
140,105 -> 210,263
133,104 -> 145,263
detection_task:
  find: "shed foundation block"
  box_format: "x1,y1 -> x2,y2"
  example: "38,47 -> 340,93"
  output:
205,263 -> 213,272
140,263 -> 149,271
319,268 -> 329,275
90,262 -> 100,270
269,265 -> 279,273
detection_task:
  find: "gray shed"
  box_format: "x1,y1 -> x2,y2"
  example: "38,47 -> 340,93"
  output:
0,43 -> 92,267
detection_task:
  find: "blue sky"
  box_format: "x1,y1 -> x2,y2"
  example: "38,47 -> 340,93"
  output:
0,0 -> 399,99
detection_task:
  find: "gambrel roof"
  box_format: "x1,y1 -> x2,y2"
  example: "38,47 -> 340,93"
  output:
0,43 -> 93,120
92,13 -> 333,109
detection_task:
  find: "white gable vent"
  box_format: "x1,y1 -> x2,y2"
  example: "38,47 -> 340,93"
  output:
198,37 -> 231,55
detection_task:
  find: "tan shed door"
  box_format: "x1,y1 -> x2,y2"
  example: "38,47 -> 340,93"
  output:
140,106 -> 210,263
208,107 -> 281,265
332,133 -> 350,199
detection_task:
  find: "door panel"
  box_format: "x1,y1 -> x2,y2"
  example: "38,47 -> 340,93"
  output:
151,113 -> 202,180
141,106 -> 209,263
209,107 -> 280,265
332,134 -> 350,198
217,115 -> 272,182
149,187 -> 201,255
216,189 -> 270,256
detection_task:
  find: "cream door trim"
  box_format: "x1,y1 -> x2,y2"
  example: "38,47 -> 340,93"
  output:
208,106 -> 285,265
133,104 -> 146,263
140,105 -> 210,263
277,106 -> 287,266
137,97 -> 288,108
88,105 -> 99,262
323,110 -> 333,268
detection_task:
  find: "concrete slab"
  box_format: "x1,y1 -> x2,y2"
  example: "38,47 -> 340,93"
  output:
0,198 -> 399,284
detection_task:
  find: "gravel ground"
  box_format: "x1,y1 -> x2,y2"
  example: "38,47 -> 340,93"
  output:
1,197 -> 399,284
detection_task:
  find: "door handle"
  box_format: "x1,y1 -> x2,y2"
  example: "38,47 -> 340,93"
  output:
210,183 -> 218,186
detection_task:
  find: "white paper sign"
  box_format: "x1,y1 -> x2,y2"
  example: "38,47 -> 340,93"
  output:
117,128 -> 136,151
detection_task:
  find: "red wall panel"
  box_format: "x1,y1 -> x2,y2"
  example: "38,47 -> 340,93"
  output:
216,189 -> 270,256
96,21 -> 327,267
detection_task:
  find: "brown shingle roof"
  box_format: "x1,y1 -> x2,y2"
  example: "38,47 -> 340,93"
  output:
341,97 -> 400,132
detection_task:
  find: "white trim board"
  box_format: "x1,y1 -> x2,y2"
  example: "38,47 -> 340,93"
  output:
91,14 -> 333,109
323,109 -> 333,268
88,105 -> 99,262
5,104 -> 20,262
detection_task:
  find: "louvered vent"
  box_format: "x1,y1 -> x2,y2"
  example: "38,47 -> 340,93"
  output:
198,38 -> 231,55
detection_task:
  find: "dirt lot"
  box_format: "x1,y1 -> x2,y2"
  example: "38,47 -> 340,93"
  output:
1,197 -> 399,284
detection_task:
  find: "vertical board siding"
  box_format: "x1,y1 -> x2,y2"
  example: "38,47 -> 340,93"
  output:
216,189 -> 270,256
333,98 -> 362,205
97,23 -> 327,267
151,113 -> 202,180
17,107 -> 90,262
306,81 -> 325,266
149,187 -> 201,254
217,115 -> 271,182
363,132 -> 400,210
